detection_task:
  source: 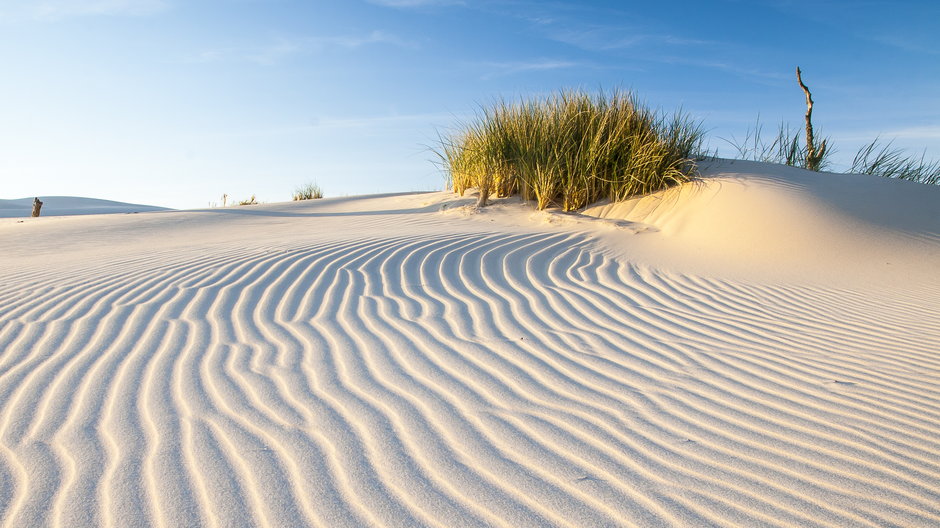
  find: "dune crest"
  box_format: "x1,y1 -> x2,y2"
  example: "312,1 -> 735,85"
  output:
0,196 -> 170,218
582,159 -> 940,285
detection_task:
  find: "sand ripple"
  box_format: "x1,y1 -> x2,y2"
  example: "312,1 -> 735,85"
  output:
1,203 -> 939,527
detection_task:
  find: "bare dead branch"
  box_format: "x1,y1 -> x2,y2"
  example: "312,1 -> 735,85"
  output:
796,67 -> 826,171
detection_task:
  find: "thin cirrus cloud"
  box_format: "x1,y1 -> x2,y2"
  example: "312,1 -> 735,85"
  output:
2,0 -> 168,20
367,0 -> 464,7
187,31 -> 416,65
655,55 -> 789,83
309,111 -> 461,130
881,126 -> 940,141
536,20 -> 783,84
835,127 -> 940,144
871,34 -> 940,56
550,28 -> 716,52
477,59 -> 581,79
177,112 -> 465,141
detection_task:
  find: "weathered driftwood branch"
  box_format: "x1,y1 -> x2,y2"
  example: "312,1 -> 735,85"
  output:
31,197 -> 43,217
796,67 -> 827,171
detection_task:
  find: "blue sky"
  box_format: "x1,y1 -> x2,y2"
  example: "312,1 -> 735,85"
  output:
1,0 -> 937,209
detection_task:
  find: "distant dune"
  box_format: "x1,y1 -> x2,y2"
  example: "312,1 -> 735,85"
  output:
0,196 -> 170,218
0,161 -> 938,527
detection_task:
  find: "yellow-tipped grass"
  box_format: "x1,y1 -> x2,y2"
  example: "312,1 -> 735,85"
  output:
293,182 -> 324,200
439,89 -> 704,211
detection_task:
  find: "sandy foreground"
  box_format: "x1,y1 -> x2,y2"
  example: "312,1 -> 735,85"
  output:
1,160 -> 938,527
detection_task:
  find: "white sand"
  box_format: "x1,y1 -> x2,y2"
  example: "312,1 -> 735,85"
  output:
1,160 -> 938,527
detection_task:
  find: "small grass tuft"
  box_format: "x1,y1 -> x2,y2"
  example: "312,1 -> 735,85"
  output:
437,89 -> 704,211
293,182 -> 324,201
851,139 -> 940,185
238,194 -> 258,206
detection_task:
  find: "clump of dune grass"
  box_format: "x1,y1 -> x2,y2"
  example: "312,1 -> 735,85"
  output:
723,117 -> 832,171
851,139 -> 940,185
293,182 -> 324,200
238,194 -> 258,206
438,89 -> 705,211
724,121 -> 940,185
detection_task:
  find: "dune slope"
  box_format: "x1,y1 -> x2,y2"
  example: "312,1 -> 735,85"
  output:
1,163 -> 938,527
0,196 -> 170,218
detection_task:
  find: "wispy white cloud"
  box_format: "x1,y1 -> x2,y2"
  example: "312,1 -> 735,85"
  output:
1,0 -> 168,20
184,49 -> 225,64
183,112 -> 463,140
186,31 -> 417,65
367,0 -> 463,7
310,30 -> 416,50
242,38 -> 300,65
310,111 -> 461,129
878,126 -> 940,140
871,34 -> 940,56
474,3 -> 760,81
550,27 -> 715,52
477,59 -> 581,79
654,56 -> 789,83
749,0 -> 939,57
821,126 -> 940,147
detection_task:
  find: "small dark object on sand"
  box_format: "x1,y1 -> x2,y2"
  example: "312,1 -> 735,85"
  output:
31,197 -> 43,217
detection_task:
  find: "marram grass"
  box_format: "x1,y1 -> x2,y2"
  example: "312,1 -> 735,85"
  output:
293,182 -> 324,201
438,90 -> 705,211
722,118 -> 831,171
851,139 -> 940,185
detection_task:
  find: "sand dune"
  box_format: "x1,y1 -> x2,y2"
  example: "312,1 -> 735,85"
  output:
1,162 -> 939,527
0,197 -> 170,218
